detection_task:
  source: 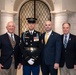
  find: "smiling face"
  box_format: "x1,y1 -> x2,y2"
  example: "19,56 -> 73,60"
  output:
45,21 -> 53,32
62,23 -> 71,35
28,23 -> 35,31
6,21 -> 15,34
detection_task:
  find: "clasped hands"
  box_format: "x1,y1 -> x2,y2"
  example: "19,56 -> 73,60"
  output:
28,58 -> 34,65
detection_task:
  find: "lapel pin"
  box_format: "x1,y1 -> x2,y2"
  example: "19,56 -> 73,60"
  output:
69,38 -> 71,40
52,34 -> 53,35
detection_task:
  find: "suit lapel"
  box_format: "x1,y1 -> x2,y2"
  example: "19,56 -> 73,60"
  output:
6,33 -> 13,48
42,33 -> 45,44
63,34 -> 72,48
6,33 -> 17,49
48,31 -> 54,44
44,31 -> 54,44
14,34 -> 17,48
62,35 -> 64,47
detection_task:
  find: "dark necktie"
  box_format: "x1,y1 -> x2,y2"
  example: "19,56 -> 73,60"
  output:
64,35 -> 67,48
30,32 -> 33,35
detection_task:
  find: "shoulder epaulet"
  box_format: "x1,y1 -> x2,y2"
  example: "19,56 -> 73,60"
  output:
24,31 -> 28,34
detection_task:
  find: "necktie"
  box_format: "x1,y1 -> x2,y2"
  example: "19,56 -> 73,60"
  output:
30,31 -> 33,35
45,33 -> 49,44
64,35 -> 67,48
11,34 -> 14,41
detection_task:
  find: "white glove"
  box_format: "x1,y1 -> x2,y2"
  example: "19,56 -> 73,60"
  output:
27,58 -> 34,65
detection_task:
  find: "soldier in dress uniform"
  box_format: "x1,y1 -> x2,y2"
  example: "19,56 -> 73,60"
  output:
20,18 -> 42,75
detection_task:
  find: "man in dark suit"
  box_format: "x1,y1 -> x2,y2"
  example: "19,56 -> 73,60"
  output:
41,21 -> 62,75
20,18 -> 42,75
60,23 -> 76,75
0,21 -> 22,75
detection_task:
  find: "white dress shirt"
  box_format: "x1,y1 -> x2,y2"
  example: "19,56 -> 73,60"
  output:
45,30 -> 52,39
7,32 -> 15,41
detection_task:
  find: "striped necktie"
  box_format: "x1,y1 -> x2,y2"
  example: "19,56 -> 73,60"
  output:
64,35 -> 67,48
11,34 -> 14,41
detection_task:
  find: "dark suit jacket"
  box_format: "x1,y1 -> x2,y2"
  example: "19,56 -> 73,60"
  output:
60,34 -> 76,69
41,31 -> 62,65
0,33 -> 22,69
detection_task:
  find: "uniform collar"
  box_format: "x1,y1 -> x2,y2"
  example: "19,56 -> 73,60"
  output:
29,30 -> 34,34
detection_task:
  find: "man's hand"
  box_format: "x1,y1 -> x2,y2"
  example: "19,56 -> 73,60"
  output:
0,64 -> 3,71
27,58 -> 34,65
17,63 -> 22,69
54,63 -> 59,69
74,65 -> 76,69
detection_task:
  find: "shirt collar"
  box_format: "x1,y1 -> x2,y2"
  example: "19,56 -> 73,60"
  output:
7,32 -> 14,37
64,33 -> 70,37
29,30 -> 34,33
46,30 -> 52,35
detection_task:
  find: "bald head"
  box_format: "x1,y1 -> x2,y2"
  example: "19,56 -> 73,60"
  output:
45,21 -> 52,24
45,21 -> 53,32
6,21 -> 15,34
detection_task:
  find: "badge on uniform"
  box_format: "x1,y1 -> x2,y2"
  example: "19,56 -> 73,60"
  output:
34,33 -> 39,41
25,37 -> 29,38
34,37 -> 39,41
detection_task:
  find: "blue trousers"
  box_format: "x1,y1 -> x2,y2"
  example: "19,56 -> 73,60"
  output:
23,65 -> 40,75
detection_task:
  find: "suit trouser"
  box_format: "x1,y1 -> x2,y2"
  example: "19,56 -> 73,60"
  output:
41,64 -> 57,75
60,64 -> 76,75
0,62 -> 17,75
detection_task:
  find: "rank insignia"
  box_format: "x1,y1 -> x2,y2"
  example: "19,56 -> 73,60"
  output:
34,37 -> 39,41
25,37 -> 29,38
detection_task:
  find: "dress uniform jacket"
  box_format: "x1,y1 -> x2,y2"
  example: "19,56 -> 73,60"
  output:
60,34 -> 76,69
20,30 -> 42,66
0,33 -> 22,69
